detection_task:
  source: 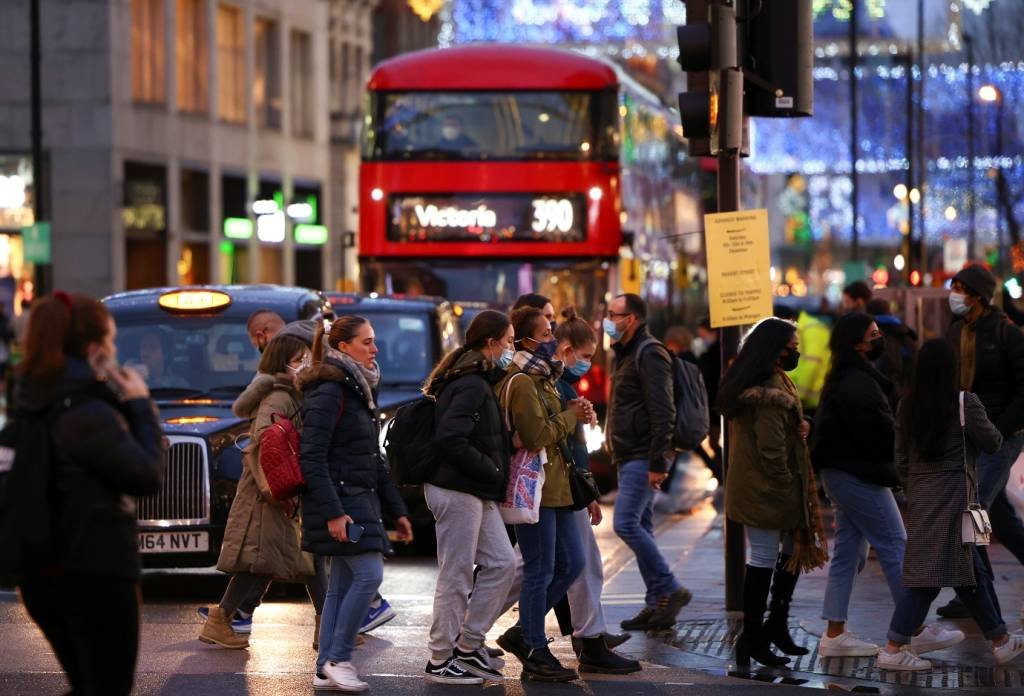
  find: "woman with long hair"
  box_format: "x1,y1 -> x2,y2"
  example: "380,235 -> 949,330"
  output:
14,292 -> 164,696
421,309 -> 518,684
811,313 -> 959,658
877,339 -> 1024,669
298,316 -> 413,692
718,317 -> 827,667
495,306 -> 589,682
551,307 -> 641,675
199,334 -> 320,649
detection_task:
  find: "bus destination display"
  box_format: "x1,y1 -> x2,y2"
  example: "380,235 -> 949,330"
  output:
388,194 -> 586,243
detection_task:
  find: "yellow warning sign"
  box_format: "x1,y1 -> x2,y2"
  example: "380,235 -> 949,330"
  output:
704,209 -> 773,329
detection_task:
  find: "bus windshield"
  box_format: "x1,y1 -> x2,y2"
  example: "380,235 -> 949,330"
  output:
363,90 -> 617,162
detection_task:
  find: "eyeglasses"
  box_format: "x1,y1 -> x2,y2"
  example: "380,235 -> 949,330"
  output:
606,311 -> 631,320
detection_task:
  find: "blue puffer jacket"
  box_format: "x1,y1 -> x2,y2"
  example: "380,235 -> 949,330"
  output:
297,357 -> 408,556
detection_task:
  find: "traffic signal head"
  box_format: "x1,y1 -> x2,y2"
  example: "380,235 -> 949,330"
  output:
742,0 -> 814,117
678,1 -> 738,154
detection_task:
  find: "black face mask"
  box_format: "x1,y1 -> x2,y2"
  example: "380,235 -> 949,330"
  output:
866,337 -> 885,361
780,349 -> 801,372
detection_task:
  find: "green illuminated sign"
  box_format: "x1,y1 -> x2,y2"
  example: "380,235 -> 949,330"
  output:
294,224 -> 328,245
22,222 -> 51,264
223,217 -> 253,239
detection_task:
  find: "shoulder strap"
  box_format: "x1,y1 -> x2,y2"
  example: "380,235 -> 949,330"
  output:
500,372 -> 528,431
960,391 -> 978,506
633,337 -> 662,372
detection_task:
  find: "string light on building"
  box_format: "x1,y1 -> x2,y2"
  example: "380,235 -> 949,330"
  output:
408,0 -> 445,22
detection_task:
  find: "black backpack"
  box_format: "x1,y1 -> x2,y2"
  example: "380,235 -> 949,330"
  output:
383,397 -> 438,486
0,398 -> 73,583
634,338 -> 711,452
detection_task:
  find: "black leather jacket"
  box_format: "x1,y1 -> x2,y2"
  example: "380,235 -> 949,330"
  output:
606,324 -> 676,473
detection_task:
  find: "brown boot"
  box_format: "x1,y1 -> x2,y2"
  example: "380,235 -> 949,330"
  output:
313,614 -> 321,650
199,606 -> 249,649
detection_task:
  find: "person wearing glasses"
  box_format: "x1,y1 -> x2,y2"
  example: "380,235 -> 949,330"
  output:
603,294 -> 692,632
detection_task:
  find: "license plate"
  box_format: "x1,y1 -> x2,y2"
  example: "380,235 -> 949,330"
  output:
137,531 -> 209,554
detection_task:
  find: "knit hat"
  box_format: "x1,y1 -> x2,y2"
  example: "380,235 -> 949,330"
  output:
953,264 -> 997,302
277,319 -> 318,347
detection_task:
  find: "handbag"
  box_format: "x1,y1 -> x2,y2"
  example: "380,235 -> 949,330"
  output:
498,373 -> 546,525
959,391 -> 993,546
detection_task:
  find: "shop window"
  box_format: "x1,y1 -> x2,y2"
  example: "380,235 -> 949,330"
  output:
254,17 -> 282,130
132,0 -> 166,104
126,239 -> 168,290
221,173 -> 247,218
295,248 -> 322,290
217,4 -> 246,123
177,242 -> 210,285
176,0 -> 208,113
260,245 -> 283,284
291,30 -> 314,137
219,241 -> 249,283
180,168 -> 209,232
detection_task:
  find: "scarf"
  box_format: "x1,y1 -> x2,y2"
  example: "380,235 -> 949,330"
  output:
328,347 -> 381,409
511,349 -> 564,382
778,370 -> 830,574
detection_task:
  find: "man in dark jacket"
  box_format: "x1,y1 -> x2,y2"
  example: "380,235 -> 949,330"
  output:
604,293 -> 691,630
940,264 -> 1024,618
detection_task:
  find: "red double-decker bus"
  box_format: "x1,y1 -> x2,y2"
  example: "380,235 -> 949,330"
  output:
358,44 -> 704,323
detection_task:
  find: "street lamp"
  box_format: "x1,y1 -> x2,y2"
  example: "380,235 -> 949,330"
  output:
978,83 -> 1005,270
978,84 -> 1001,104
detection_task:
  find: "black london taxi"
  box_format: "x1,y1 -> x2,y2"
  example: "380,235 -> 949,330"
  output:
103,285 -> 330,568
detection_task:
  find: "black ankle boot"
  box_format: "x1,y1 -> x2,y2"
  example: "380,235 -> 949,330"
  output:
496,625 -> 529,664
521,646 -> 578,682
764,554 -> 809,656
736,565 -> 790,668
577,636 -> 642,674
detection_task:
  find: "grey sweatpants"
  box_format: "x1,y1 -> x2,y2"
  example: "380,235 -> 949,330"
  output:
425,483 -> 520,661
566,507 -> 609,638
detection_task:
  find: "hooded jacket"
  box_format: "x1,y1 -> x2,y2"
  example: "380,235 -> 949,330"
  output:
16,358 -> 164,581
426,349 -> 511,501
297,357 -> 407,556
606,324 -> 676,473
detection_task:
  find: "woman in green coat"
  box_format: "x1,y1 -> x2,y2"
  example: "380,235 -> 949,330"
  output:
719,317 -> 827,668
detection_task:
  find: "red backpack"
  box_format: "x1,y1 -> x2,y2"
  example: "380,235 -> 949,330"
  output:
259,413 -> 304,501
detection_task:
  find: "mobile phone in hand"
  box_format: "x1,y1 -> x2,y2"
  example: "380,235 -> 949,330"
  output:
346,522 -> 365,543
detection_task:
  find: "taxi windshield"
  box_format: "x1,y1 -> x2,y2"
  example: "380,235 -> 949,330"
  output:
115,319 -> 261,399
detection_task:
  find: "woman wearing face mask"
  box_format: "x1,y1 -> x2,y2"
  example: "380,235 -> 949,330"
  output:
420,310 -> 518,685
495,306 -> 589,682
200,334 -> 322,650
549,307 -> 642,675
15,292 -> 164,696
811,313 -> 957,658
298,316 -> 413,692
718,318 -> 828,667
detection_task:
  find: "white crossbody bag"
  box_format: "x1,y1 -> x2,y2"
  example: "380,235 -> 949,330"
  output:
959,391 -> 992,546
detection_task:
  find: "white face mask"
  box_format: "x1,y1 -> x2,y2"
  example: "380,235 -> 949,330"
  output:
949,292 -> 971,317
691,337 -> 708,358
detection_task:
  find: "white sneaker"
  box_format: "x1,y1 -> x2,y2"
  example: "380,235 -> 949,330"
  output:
877,647 -> 932,671
313,672 -> 343,690
994,634 -> 1024,665
322,661 -> 369,693
910,624 -> 965,655
818,631 -> 880,657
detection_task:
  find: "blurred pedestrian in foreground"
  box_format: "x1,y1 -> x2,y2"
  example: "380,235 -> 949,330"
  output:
15,292 -> 164,696
939,264 -> 1024,619
718,317 -> 827,667
811,313 -> 906,657
198,334 -> 321,650
298,316 -> 413,692
877,339 -> 1014,671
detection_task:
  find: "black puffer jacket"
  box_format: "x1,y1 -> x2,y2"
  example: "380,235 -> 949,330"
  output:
298,357 -> 408,556
17,358 -> 164,581
426,350 -> 510,501
948,307 -> 1024,437
606,324 -> 676,473
810,362 -> 898,487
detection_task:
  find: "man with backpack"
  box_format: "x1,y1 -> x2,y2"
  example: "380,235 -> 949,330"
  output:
604,293 -> 693,631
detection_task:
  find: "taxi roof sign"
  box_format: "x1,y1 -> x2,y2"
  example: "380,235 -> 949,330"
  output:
158,290 -> 232,313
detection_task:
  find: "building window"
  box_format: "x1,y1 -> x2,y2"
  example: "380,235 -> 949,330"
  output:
291,30 -> 314,137
253,18 -> 281,129
180,168 -> 209,232
176,0 -> 208,113
132,0 -> 166,104
217,4 -> 245,123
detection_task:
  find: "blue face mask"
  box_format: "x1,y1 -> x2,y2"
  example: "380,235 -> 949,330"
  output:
568,359 -> 592,377
531,339 -> 559,362
497,347 -> 514,369
603,317 -> 623,342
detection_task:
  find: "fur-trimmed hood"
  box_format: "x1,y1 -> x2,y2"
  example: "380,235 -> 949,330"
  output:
297,357 -> 375,409
737,384 -> 800,411
232,373 -> 276,419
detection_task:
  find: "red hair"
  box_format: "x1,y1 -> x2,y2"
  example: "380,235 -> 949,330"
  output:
19,292 -> 111,383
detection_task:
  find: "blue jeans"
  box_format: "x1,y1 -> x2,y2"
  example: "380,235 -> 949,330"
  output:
317,553 -> 383,669
614,459 -> 681,607
888,547 -> 1006,643
820,468 -> 906,622
515,507 -> 585,650
746,527 -> 794,569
